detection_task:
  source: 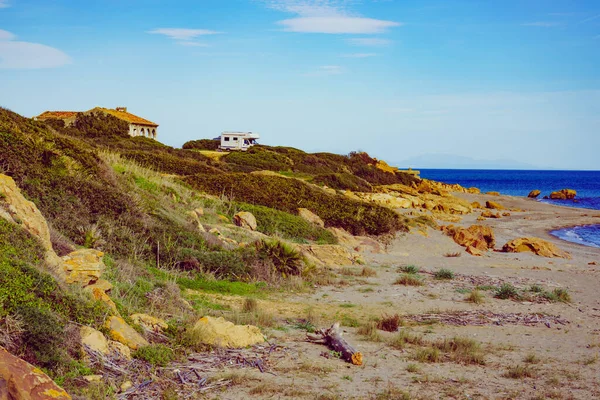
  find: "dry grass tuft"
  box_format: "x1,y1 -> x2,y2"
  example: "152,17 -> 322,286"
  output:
431,337 -> 486,365
358,321 -> 382,342
242,298 -> 258,313
394,274 -> 424,286
504,364 -> 536,379
377,314 -> 402,332
388,330 -> 424,350
414,347 -> 441,363
465,289 -> 485,304
360,266 -> 377,277
443,252 -> 462,258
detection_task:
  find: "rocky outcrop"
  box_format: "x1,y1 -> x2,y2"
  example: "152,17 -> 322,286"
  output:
298,244 -> 362,267
486,201 -> 505,210
233,211 -> 257,231
443,225 -> 496,253
550,189 -> 577,200
486,191 -> 500,196
528,190 -> 541,198
130,314 -> 168,333
62,249 -> 105,286
0,346 -> 71,399
104,316 -> 149,350
298,208 -> 325,228
191,316 -> 265,348
327,228 -> 383,254
0,174 -> 63,273
502,237 -> 571,259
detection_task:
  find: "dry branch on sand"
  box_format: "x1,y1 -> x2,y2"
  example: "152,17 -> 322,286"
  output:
405,311 -> 569,327
307,323 -> 363,365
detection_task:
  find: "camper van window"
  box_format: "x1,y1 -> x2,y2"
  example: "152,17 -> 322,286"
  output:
224,137 -> 230,142
233,137 -> 238,141
244,140 -> 249,145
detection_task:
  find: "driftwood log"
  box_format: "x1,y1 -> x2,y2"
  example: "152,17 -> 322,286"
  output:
307,323 -> 363,365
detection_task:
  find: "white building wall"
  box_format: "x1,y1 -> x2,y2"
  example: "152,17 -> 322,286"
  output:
129,124 -> 158,139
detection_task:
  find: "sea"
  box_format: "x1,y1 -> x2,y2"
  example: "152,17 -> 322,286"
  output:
418,169 -> 600,249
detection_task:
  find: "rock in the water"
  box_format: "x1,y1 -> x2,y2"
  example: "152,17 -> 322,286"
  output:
550,189 -> 576,200
233,211 -> 257,231
104,316 -> 149,350
130,314 -> 168,333
528,190 -> 541,198
502,237 -> 571,259
0,174 -> 63,272
62,249 -> 105,286
298,208 -> 325,228
0,346 -> 71,399
191,316 -> 265,348
485,201 -> 505,210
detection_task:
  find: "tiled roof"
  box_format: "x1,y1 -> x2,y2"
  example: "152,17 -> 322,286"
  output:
93,107 -> 158,127
36,111 -> 78,120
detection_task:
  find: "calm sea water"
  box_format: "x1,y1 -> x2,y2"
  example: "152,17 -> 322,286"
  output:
419,169 -> 600,248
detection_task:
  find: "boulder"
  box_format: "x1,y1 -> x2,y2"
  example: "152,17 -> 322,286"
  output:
298,244 -> 360,268
550,189 -> 577,200
466,246 -> 483,256
104,316 -> 149,350
84,286 -> 119,315
486,201 -> 505,210
502,237 -> 571,259
528,190 -> 541,198
0,174 -> 63,272
486,191 -> 500,196
471,201 -> 482,209
327,228 -> 383,254
130,314 -> 168,333
233,212 -> 257,231
447,225 -> 495,252
80,326 -> 109,355
0,346 -> 71,399
467,187 -> 481,194
108,340 -> 131,360
62,249 -> 105,286
191,316 -> 265,348
481,210 -> 501,219
297,208 -> 325,228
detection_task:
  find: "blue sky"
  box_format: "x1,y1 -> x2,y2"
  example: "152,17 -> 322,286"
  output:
1,0 -> 599,169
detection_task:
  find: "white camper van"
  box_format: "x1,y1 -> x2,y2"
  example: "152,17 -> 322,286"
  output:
219,132 -> 260,151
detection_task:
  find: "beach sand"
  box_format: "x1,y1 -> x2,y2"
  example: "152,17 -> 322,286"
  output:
207,193 -> 600,399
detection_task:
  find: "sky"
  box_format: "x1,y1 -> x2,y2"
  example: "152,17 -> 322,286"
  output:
1,0 -> 599,170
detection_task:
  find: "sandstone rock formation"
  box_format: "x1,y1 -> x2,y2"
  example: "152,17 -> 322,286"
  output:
130,314 -> 168,333
62,249 -> 105,286
502,237 -> 571,259
191,316 -> 265,348
486,201 -> 505,210
233,211 -> 257,231
298,208 -> 325,228
550,189 -> 577,200
443,225 -> 496,253
528,190 -> 541,198
486,191 -> 500,196
327,227 -> 383,254
0,346 -> 71,399
0,174 -> 63,272
104,316 -> 149,350
298,244 -> 362,267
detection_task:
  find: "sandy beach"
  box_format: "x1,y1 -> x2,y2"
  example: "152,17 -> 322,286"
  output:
208,193 -> 600,399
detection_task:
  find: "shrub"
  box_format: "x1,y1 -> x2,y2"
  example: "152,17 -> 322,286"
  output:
431,337 -> 485,365
257,240 -> 304,276
433,268 -> 455,280
550,288 -> 571,303
71,112 -> 130,138
133,344 -> 175,367
15,305 -> 65,367
465,290 -> 484,304
312,173 -> 373,192
377,314 -> 401,332
121,150 -> 219,176
357,321 -> 382,342
222,202 -> 337,244
223,147 -> 292,172
394,274 -> 424,286
183,139 -> 220,151
399,265 -> 419,274
504,365 -> 535,379
414,347 -> 440,363
495,283 -> 520,300
184,173 -> 405,236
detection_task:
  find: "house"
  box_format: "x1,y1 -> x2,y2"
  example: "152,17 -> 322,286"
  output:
219,132 -> 260,151
35,106 -> 159,140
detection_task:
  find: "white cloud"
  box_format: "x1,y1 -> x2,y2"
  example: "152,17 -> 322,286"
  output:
265,0 -> 401,34
347,37 -> 392,46
148,28 -> 220,41
178,41 -> 210,47
342,52 -> 377,58
0,29 -> 15,40
278,16 -> 399,33
0,0 -> 9,9
521,21 -> 562,27
0,30 -> 71,69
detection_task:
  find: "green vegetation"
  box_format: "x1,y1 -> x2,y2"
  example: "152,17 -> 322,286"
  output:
398,265 -> 420,274
465,290 -> 485,304
394,274 -> 425,286
182,139 -> 220,151
133,344 -> 175,367
504,365 -> 536,379
433,268 -> 455,280
185,173 -> 405,236
312,173 -> 373,192
495,283 -> 520,300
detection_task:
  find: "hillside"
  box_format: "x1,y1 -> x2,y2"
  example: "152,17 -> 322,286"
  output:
0,108 -> 435,398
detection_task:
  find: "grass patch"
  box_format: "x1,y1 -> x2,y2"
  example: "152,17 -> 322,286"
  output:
494,283 -> 520,300
405,363 -> 421,373
398,265 -> 419,274
413,347 -> 441,363
504,365 -> 535,379
377,314 -> 402,332
388,330 -> 424,350
433,268 -> 455,280
465,290 -> 485,304
431,337 -> 486,365
357,321 -> 382,342
394,274 -> 424,286
524,353 -> 540,364
133,344 -> 175,367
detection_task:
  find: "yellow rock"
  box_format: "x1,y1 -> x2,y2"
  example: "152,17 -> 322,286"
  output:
130,314 -> 168,333
0,174 -> 63,272
80,326 -> 109,355
120,381 -> 133,392
191,316 -> 265,348
104,316 -> 149,350
298,208 -> 325,228
0,346 -> 71,399
83,375 -> 103,382
108,340 -> 132,360
298,244 -> 358,268
62,249 -> 105,286
85,286 -> 119,315
486,201 -> 505,210
502,237 -> 571,259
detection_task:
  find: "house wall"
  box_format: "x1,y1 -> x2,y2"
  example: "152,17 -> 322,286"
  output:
129,124 -> 158,140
